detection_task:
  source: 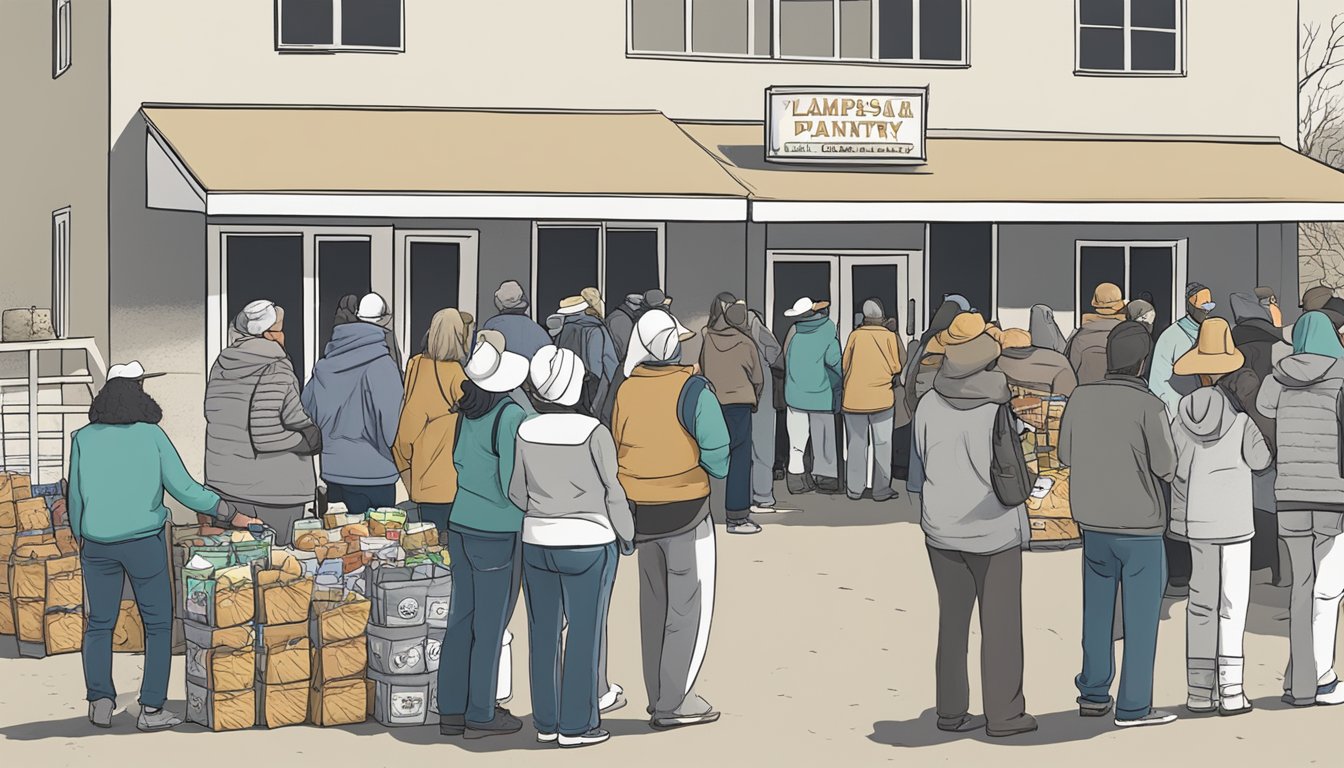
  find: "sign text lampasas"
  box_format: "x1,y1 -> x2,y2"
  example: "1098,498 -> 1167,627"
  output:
766,87 -> 928,165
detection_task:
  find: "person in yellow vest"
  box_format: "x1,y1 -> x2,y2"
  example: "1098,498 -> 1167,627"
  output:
612,309 -> 730,730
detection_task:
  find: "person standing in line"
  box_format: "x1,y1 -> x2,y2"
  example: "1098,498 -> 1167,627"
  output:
996,328 -> 1077,399
204,300 -> 320,544
354,292 -> 404,376
1169,319 -> 1271,716
607,293 -> 646,359
556,294 -> 621,421
613,309 -> 729,730
73,363 -> 262,731
482,280 -> 552,361
394,308 -> 472,534
1029,304 -> 1069,355
1058,321 -> 1178,728
782,297 -> 843,495
509,346 -> 635,748
302,313 -> 405,514
700,301 -> 765,534
912,329 -> 1037,738
841,299 -> 903,502
1256,310 -> 1344,707
1255,286 -> 1284,328
1065,283 -> 1127,386
439,331 -> 531,739
743,303 -> 790,514
1126,300 -> 1157,336
1231,291 -> 1290,381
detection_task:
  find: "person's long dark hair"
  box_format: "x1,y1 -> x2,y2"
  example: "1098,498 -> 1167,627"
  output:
88,378 -> 163,425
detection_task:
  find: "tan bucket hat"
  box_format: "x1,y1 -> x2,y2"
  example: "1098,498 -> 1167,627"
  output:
999,328 -> 1032,350
1091,283 -> 1126,315
1173,317 -> 1244,376
936,313 -> 987,348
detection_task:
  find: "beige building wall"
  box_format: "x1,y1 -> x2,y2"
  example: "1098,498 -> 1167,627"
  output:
110,0 -> 1298,146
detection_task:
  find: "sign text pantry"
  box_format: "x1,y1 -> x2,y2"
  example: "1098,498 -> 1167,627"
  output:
766,86 -> 929,164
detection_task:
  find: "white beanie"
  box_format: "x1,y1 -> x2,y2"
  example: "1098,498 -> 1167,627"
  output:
357,293 -> 390,322
238,300 -> 279,336
624,309 -> 688,377
530,345 -> 586,406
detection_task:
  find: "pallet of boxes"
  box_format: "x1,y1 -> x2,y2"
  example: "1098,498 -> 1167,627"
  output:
0,474 -> 86,658
1009,386 -> 1081,551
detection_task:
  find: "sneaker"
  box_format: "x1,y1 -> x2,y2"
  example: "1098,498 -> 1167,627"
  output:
812,476 -> 842,494
88,698 -> 114,729
846,492 -> 864,501
986,713 -> 1038,738
727,520 -> 763,535
440,714 -> 466,736
786,473 -> 813,495
936,714 -> 986,733
1317,680 -> 1344,705
136,705 -> 183,732
1115,709 -> 1177,728
1077,697 -> 1113,718
559,729 -> 611,748
537,732 -> 558,744
1219,696 -> 1253,716
464,707 -> 524,739
650,710 -> 721,730
599,684 -> 627,714
872,491 -> 898,503
750,504 -> 799,515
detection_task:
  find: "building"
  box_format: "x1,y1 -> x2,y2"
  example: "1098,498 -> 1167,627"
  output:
103,0 -> 1344,474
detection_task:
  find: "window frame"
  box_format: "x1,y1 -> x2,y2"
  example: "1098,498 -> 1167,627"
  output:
1074,0 -> 1186,77
51,207 -> 71,338
274,0 -> 406,54
530,222 -> 667,321
1073,238 -> 1188,329
625,0 -> 971,68
52,0 -> 72,79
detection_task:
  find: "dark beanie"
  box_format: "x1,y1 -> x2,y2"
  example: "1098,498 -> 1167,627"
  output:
1106,320 -> 1154,374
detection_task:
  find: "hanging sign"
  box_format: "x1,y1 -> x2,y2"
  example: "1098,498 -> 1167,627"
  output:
765,86 -> 928,164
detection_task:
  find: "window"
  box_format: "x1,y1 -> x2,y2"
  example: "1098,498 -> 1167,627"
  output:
532,223 -> 664,322
316,237 -> 372,352
276,0 -> 403,52
51,208 -> 70,338
1076,241 -> 1184,334
52,0 -> 71,78
628,0 -> 967,65
1076,0 -> 1182,75
408,240 -> 462,357
225,234 -> 306,381
927,223 -> 993,324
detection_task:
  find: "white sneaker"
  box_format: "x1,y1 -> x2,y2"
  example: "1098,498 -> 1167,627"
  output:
599,683 -> 626,714
559,728 -> 610,748
1115,709 -> 1177,728
750,504 -> 798,515
537,732 -> 558,743
1317,680 -> 1344,705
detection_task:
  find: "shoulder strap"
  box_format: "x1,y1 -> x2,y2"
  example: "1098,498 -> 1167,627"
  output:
677,374 -> 712,436
490,401 -> 521,458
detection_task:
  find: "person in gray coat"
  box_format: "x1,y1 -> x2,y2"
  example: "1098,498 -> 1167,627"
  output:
912,331 -> 1037,739
204,300 -> 320,543
482,280 -> 552,361
746,306 -> 788,513
1058,321 -> 1178,728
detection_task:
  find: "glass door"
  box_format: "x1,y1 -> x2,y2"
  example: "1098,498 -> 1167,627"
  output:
395,231 -> 479,359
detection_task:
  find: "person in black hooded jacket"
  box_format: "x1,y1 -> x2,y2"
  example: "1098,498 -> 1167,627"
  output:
1230,292 -> 1288,381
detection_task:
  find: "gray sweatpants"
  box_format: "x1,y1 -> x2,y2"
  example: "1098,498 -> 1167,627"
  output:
843,408 -> 895,499
1281,510 -> 1344,703
786,407 -> 837,479
751,387 -> 777,506
638,515 -> 717,719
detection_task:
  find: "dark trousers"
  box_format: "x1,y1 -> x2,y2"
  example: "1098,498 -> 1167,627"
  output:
926,545 -> 1027,730
440,525 -> 519,724
82,531 -> 173,708
418,502 -> 453,535
326,481 -> 397,515
722,404 -> 753,518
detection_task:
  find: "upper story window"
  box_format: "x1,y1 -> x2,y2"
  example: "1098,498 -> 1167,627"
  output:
275,0 -> 404,53
52,0 -> 72,78
628,0 -> 968,66
1076,0 -> 1183,76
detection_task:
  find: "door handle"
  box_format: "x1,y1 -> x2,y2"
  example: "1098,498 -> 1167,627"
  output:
908,298 -> 917,336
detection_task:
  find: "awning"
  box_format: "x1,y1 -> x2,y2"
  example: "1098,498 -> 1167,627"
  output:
680,122 -> 1344,223
142,106 -> 749,221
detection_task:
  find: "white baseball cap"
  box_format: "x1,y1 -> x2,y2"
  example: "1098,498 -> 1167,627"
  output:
464,330 -> 530,393
107,361 -> 165,383
357,293 -> 390,322
783,297 -> 831,318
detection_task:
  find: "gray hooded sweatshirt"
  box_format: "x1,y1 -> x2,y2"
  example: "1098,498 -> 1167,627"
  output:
1257,353 -> 1344,513
204,336 -> 318,506
1170,387 -> 1271,544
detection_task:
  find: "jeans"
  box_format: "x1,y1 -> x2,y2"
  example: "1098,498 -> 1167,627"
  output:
81,531 -> 173,708
326,481 -> 397,514
786,407 -> 837,479
440,525 -> 520,725
418,503 -> 453,535
843,408 -> 895,499
1076,531 -> 1166,720
751,387 -> 777,506
523,543 -> 618,736
721,404 -> 753,518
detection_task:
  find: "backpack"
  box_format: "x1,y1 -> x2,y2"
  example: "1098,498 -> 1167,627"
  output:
452,401 -> 519,459
990,403 -> 1035,507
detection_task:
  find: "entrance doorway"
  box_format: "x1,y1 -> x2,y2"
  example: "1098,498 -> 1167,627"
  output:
765,251 -> 922,345
1075,240 -> 1187,335
395,231 -> 478,359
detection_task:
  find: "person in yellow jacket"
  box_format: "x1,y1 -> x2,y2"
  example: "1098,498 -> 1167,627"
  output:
393,308 -> 472,533
841,299 -> 904,501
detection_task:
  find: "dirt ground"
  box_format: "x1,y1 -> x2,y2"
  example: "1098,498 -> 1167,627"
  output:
0,485 -> 1337,767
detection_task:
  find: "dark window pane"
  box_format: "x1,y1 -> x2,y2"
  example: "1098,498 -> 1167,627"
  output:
317,239 -> 372,354
928,223 -> 993,325
1129,246 -> 1175,335
693,0 -> 749,54
1079,0 -> 1123,26
773,261 -> 832,343
341,0 -> 401,48
227,235 -> 305,381
631,0 -> 686,52
878,0 -> 914,60
280,0 -> 334,45
1078,246 -> 1126,326
919,0 -> 962,61
1131,0 -> 1177,30
604,230 -> 661,317
850,264 -> 899,337
535,228 -> 600,325
1131,29 -> 1177,71
409,241 -> 461,357
1079,26 -> 1124,70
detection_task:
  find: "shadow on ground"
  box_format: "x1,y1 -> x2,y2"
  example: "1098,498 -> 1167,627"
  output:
870,704 -> 1221,748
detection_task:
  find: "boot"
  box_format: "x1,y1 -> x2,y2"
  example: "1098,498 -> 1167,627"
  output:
1186,658 -> 1217,713
1218,656 -> 1252,716
812,475 -> 842,494
786,473 -> 813,495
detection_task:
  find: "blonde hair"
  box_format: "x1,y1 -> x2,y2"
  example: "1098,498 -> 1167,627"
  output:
581,287 -> 604,319
425,308 -> 471,362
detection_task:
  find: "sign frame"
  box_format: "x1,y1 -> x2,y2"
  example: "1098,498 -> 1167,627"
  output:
764,85 -> 929,166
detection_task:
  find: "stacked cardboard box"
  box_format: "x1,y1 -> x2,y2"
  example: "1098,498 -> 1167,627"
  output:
253,552 -> 314,729
1010,386 -> 1080,551
308,595 -> 370,727
0,473 -> 84,657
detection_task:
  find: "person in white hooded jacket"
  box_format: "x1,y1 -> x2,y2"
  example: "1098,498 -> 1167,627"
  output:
1169,318 -> 1272,716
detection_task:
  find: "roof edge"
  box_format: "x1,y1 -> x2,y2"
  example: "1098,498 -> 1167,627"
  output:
139,102 -> 666,117
674,119 -> 1284,144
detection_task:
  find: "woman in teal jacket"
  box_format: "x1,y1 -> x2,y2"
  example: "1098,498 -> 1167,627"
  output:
70,362 -> 258,732
782,298 -> 843,494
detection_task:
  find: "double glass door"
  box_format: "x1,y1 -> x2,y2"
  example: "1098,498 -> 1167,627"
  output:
766,251 -> 922,347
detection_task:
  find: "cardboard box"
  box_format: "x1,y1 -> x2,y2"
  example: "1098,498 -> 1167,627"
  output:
310,596 -> 370,646
46,570 -> 83,610
255,571 -> 313,626
1025,470 -> 1072,520
257,635 -> 311,685
189,646 -> 256,692
13,540 -> 60,561
185,568 -> 255,629
15,498 -> 51,533
44,609 -> 83,655
367,623 -> 428,676
309,677 -> 367,727
400,523 -> 438,553
0,527 -> 14,561
1029,518 -> 1082,547
53,527 -> 78,556
14,597 -> 44,643
313,636 -> 368,684
255,620 -> 306,647
0,473 -> 32,503
186,681 -> 255,732
0,595 -> 13,636
114,599 -> 145,653
257,680 -> 309,729
314,541 -> 348,562
0,501 -> 14,528
10,553 -> 79,602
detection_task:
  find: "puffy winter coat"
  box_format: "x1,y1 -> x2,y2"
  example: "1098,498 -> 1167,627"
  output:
1066,315 -> 1122,386
1170,387 -> 1272,543
1257,353 -> 1344,513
